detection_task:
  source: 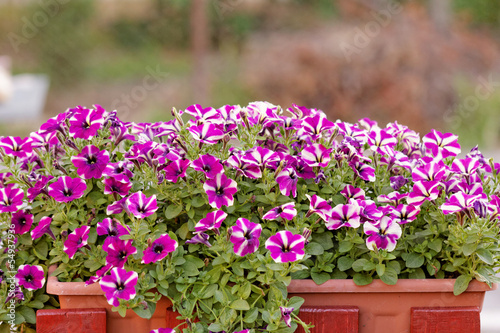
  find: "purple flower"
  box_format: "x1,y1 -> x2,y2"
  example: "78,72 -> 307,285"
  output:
142,234 -> 178,264
364,216 -> 402,252
126,191 -> 158,219
96,218 -> 130,237
275,168 -> 298,197
357,199 -> 383,223
390,204 -> 420,224
377,192 -> 407,205
225,152 -> 262,179
31,216 -> 55,240
188,123 -> 224,145
203,173 -> 238,209
230,218 -> 262,257
185,104 -> 222,124
15,265 -> 45,290
305,194 -> 333,222
102,161 -> 134,179
0,187 -> 24,213
422,129 -> 461,159
27,175 -> 53,201
299,113 -> 335,138
191,154 -> 224,179
440,192 -> 479,215
262,202 -> 297,221
195,210 -> 228,233
301,143 -> 332,168
265,230 -> 305,263
99,267 -> 138,307
349,160 -> 376,182
163,159 -> 191,183
150,329 -> 175,333
326,201 -> 361,230
5,284 -> 24,303
69,106 -> 105,139
242,147 -> 279,171
280,306 -> 294,327
390,176 -> 409,191
407,181 -> 440,206
48,176 -> 87,203
0,136 -> 33,159
85,264 -> 113,286
412,158 -> 447,182
106,239 -> 137,268
103,176 -> 132,197
294,158 -> 316,179
185,232 -> 212,247
11,210 -> 33,235
71,145 -> 110,179
107,197 -> 128,215
63,225 -> 90,259
340,185 -> 365,200
451,158 -> 481,176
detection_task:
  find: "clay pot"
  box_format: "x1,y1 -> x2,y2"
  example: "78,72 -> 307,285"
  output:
46,266 -> 180,333
287,278 -> 497,333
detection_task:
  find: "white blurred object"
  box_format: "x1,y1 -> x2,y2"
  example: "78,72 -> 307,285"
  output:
0,56 -> 13,104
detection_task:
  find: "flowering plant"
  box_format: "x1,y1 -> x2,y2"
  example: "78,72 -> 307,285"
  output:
1,102 -> 500,333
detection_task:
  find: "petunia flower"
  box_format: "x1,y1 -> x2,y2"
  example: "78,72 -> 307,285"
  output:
368,128 -> 398,154
203,173 -> 238,209
195,210 -> 228,233
103,176 -> 132,197
265,230 -> 306,263
96,218 -> 130,237
69,106 -> 105,140
340,185 -> 365,200
0,136 -> 33,159
412,158 -> 447,182
71,145 -> 110,179
440,192 -> 479,215
85,264 -> 113,286
262,202 -> 297,221
105,239 -> 137,268
301,143 -> 332,168
390,176 -> 409,191
191,154 -> 224,179
126,191 -> 158,219
5,284 -> 24,303
230,218 -> 262,257
275,168 -> 298,197
390,204 -> 420,224
31,216 -> 55,240
0,187 -> 24,213
99,267 -> 138,307
305,194 -> 333,222
15,265 -> 45,290
349,160 -> 376,182
294,158 -> 316,179
102,161 -> 134,179
377,192 -> 408,206
142,234 -> 178,264
27,175 -> 53,201
242,146 -> 279,171
107,197 -> 128,215
326,201 -> 361,230
225,152 -> 262,179
422,129 -> 461,159
280,306 -> 294,327
11,210 -> 33,235
451,158 -> 481,176
364,216 -> 402,252
162,159 -> 191,183
185,232 -> 212,247
150,329 -> 175,333
63,225 -> 90,259
299,113 -> 335,138
48,176 -> 87,203
407,181 -> 440,206
188,123 -> 224,145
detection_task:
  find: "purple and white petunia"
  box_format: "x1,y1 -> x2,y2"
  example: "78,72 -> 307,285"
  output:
275,168 -> 298,197
63,225 -> 90,259
188,123 -> 224,145
407,181 -> 440,206
262,202 -> 297,221
149,329 -> 175,333
340,185 -> 365,200
326,201 -> 361,230
69,106 -> 105,140
162,159 -> 191,183
97,218 -> 130,237
48,176 -> 87,203
0,136 -> 33,159
105,239 -> 137,268
364,216 -> 402,252
126,191 -> 158,219
349,160 -> 376,182
390,204 -> 420,224
265,230 -> 306,263
230,218 -> 262,257
422,129 -> 461,159
99,267 -> 138,307
103,176 -> 132,197
71,145 -> 110,179
11,210 -> 33,235
301,143 -> 332,168
185,232 -> 212,247
195,210 -> 227,233
191,154 -> 225,179
305,194 -> 333,222
203,173 -> 238,209
142,234 -> 178,264
15,265 -> 45,290
0,187 -> 24,213
280,306 -> 294,328
31,216 -> 55,240
440,192 -> 479,215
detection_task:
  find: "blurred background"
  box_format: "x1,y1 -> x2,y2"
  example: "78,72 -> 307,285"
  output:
0,0 -> 500,331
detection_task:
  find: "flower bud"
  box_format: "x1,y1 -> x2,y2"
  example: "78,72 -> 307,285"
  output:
302,228 -> 312,244
258,206 -> 264,218
473,200 -> 488,219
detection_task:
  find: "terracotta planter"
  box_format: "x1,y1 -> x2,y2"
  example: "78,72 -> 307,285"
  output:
46,266 -> 178,333
287,278 -> 497,333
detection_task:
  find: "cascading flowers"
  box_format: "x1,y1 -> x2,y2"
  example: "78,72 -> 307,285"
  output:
1,102 -> 500,333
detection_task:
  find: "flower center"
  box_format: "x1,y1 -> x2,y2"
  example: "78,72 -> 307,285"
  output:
203,165 -> 211,172
116,282 -> 125,291
87,155 -> 97,165
119,251 -> 127,259
215,187 -> 224,195
19,218 -> 26,225
63,189 -> 73,197
25,274 -> 33,282
153,244 -> 164,254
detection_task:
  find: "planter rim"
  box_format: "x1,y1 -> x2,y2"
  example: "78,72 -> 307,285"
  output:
288,278 -> 498,293
47,265 -> 104,296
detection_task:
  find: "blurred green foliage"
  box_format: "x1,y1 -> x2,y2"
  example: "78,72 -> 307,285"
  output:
454,0 -> 500,27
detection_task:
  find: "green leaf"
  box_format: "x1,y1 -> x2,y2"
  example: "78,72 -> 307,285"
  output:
33,240 -> 48,260
379,268 -> 398,285
428,239 -> 442,252
339,241 -> 353,253
132,302 -> 155,319
18,306 -> 36,324
353,273 -> 373,286
305,242 -> 324,255
352,259 -> 369,272
191,196 -> 206,208
454,275 -> 472,295
208,323 -> 224,332
337,256 -> 354,271
463,243 -> 477,256
376,263 -> 385,277
230,299 -> 250,310
311,271 -> 330,285
244,307 -> 259,323
405,253 -> 425,268
313,232 -> 334,250
165,204 -> 183,219
476,248 -> 494,265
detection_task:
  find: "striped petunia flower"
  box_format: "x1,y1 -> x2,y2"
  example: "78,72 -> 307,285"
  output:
440,192 -> 479,215
412,158 -> 448,182
275,168 -> 298,197
326,201 -> 361,230
142,234 -> 178,264
265,230 -> 305,263
299,113 -> 335,139
102,161 -> 134,180
63,225 -> 90,259
31,216 -> 55,240
349,160 -> 376,182
390,204 -> 420,224
162,159 -> 191,183
126,191 -> 158,219
203,173 -> 238,209
340,185 -> 365,200
48,176 -> 87,203
195,210 -> 227,233
149,329 -> 175,333
0,136 -> 33,159
71,145 -> 110,179
97,218 -> 130,237
105,238 -> 137,268
225,152 -> 262,179
191,154 -> 225,179
301,143 -> 332,168
407,181 -> 440,206
0,187 -> 24,213
262,202 -> 297,221
11,210 -> 33,235
280,306 -> 294,328
230,218 -> 262,257
69,106 -> 105,140
422,129 -> 461,159
368,128 -> 398,154
27,175 -> 53,201
15,265 -> 45,291
451,158 -> 481,176
364,216 -> 402,252
242,146 -> 279,172
103,176 -> 132,197
188,123 -> 224,145
99,267 -> 138,307
305,194 -> 333,222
